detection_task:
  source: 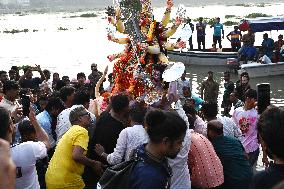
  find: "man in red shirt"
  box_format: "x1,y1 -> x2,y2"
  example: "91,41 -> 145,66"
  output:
274,34 -> 284,62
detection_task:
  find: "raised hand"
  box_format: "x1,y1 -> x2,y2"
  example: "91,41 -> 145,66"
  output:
166,0 -> 174,9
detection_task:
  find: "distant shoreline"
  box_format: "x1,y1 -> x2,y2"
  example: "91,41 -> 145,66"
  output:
0,2 -> 281,14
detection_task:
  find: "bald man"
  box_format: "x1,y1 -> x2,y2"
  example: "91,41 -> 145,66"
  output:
207,120 -> 253,189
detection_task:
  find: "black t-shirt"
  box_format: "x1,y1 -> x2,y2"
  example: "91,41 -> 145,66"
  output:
250,163 -> 284,189
20,77 -> 42,90
83,111 -> 124,189
91,111 -> 124,154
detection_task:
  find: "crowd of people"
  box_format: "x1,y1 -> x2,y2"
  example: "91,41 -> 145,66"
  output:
183,17 -> 284,63
0,63 -> 284,189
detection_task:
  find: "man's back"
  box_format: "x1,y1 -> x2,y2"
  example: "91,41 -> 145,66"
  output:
189,131 -> 224,188
92,111 -> 124,154
46,125 -> 89,189
11,141 -> 47,189
251,163 -> 284,189
211,136 -> 253,189
20,77 -> 42,90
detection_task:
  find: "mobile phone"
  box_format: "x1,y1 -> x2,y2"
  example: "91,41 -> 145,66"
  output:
21,95 -> 30,116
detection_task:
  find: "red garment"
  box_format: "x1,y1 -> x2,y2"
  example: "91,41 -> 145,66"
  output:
188,132 -> 224,188
275,40 -> 284,51
0,95 -> 3,102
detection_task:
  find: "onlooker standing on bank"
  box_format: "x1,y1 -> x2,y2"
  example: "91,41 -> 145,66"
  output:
196,17 -> 206,50
210,17 -> 224,49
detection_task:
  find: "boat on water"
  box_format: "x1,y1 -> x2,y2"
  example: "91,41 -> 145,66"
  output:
237,16 -> 284,77
238,62 -> 284,78
167,49 -> 238,66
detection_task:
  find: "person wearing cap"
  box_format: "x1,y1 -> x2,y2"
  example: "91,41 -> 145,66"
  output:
88,63 -> 102,87
274,34 -> 284,62
210,17 -> 224,49
200,71 -> 219,104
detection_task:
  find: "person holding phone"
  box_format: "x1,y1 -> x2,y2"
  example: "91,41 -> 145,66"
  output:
19,65 -> 46,90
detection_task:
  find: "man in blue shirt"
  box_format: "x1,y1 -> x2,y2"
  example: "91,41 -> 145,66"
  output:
129,110 -> 187,189
211,17 -> 224,49
261,33 -> 274,59
36,97 -> 65,158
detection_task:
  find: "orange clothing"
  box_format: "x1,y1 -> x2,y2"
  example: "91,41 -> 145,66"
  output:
188,131 -> 224,188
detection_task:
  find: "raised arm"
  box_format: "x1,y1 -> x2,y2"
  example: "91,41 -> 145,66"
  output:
95,66 -> 108,99
35,65 -> 46,82
165,17 -> 182,38
161,0 -> 173,27
29,106 -> 51,150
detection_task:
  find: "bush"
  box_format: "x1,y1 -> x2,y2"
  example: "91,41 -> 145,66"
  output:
225,15 -> 236,19
223,21 -> 239,26
80,13 -> 97,18
245,13 -> 271,18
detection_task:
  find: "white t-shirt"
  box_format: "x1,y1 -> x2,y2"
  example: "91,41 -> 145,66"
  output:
232,107 -> 259,153
56,105 -> 96,143
107,125 -> 149,164
11,141 -> 47,189
260,55 -> 272,64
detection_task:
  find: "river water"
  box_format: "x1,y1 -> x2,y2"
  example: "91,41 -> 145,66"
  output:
0,6 -> 283,107
1,3 -> 283,172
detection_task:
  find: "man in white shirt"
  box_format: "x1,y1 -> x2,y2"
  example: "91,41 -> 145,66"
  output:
178,71 -> 191,100
202,103 -> 242,139
56,91 -> 96,143
0,106 -> 50,189
94,102 -> 149,164
0,80 -> 22,120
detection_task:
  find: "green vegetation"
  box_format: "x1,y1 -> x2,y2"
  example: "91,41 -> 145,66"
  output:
225,15 -> 236,19
256,3 -> 269,7
3,29 -> 29,34
245,13 -> 272,18
67,13 -> 97,18
193,17 -> 216,25
235,3 -> 251,7
58,27 -> 68,31
223,21 -> 239,26
79,13 -> 97,17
